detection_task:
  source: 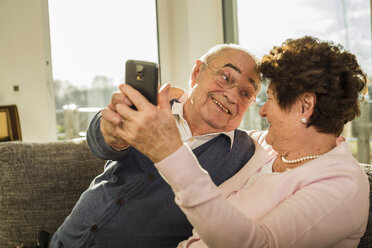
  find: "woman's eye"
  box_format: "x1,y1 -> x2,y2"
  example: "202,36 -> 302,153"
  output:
241,91 -> 250,98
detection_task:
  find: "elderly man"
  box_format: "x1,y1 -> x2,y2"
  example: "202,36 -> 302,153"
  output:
50,44 -> 260,248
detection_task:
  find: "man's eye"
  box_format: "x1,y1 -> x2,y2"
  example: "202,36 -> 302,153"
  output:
222,75 -> 229,82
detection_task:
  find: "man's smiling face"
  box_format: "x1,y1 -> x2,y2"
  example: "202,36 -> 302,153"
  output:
186,49 -> 259,135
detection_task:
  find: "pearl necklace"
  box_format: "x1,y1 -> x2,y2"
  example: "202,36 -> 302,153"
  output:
281,155 -> 320,164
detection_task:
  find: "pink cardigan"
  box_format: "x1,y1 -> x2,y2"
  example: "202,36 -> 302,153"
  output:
156,131 -> 369,248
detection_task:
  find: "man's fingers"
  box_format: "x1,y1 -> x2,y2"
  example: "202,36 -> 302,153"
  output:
101,107 -> 122,125
119,84 -> 153,111
112,92 -> 125,104
115,117 -> 138,145
116,102 -> 137,121
112,91 -> 133,107
107,102 -> 116,111
100,117 -> 128,147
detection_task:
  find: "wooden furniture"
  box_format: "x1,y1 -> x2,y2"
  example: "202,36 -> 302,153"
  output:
0,105 -> 22,141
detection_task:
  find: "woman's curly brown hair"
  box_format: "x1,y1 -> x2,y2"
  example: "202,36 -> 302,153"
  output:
259,36 -> 368,136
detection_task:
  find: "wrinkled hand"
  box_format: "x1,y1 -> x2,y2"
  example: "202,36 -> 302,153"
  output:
115,84 -> 183,163
100,91 -> 132,150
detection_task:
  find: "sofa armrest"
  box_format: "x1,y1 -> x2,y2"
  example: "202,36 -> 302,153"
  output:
359,164 -> 372,248
0,139 -> 106,247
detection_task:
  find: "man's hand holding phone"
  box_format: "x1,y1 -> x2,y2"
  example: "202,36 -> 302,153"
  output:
115,83 -> 183,163
100,91 -> 132,150
100,59 -> 158,150
100,59 -> 185,151
100,82 -> 185,152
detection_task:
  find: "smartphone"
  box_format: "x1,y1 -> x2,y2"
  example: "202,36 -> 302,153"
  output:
125,60 -> 158,108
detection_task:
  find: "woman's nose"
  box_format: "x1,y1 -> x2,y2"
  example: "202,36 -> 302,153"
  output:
259,102 -> 266,117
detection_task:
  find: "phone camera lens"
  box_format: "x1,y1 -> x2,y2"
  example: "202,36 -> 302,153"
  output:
136,65 -> 144,76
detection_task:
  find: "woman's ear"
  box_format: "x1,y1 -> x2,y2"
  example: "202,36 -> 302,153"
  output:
301,92 -> 316,118
190,60 -> 203,88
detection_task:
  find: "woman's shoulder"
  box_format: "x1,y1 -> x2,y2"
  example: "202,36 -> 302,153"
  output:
245,130 -> 267,144
244,130 -> 275,153
300,144 -> 369,203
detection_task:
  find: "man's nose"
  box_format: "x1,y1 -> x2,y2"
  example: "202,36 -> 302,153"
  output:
223,87 -> 239,104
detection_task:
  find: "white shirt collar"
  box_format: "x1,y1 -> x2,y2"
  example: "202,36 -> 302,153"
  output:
171,100 -> 235,149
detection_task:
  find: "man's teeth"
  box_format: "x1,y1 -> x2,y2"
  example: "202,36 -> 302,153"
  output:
213,99 -> 229,113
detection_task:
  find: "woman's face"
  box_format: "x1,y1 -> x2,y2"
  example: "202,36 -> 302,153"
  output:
259,86 -> 303,152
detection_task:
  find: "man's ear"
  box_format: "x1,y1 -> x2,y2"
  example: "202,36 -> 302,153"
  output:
190,60 -> 203,88
301,92 -> 316,118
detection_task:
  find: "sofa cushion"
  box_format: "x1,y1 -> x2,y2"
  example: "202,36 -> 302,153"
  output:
0,139 -> 105,247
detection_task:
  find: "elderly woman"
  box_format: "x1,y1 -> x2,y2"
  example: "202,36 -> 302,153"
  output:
115,36 -> 369,247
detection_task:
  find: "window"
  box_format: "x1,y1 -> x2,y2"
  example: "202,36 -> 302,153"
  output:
237,0 -> 372,163
48,0 -> 158,140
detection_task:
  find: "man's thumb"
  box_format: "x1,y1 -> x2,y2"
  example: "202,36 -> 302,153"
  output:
159,83 -> 171,110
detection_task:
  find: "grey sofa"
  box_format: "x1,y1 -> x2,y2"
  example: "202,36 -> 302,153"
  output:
0,139 -> 105,247
0,140 -> 371,247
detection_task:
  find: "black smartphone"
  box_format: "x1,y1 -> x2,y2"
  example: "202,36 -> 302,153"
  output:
125,60 -> 158,108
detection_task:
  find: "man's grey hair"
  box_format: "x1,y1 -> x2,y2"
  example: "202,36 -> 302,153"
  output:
200,43 -> 259,69
188,44 -> 260,93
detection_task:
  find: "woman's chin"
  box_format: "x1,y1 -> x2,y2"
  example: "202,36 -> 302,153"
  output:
265,133 -> 273,146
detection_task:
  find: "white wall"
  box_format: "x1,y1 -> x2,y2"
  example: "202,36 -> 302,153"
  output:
0,0 -> 56,141
157,0 -> 224,89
